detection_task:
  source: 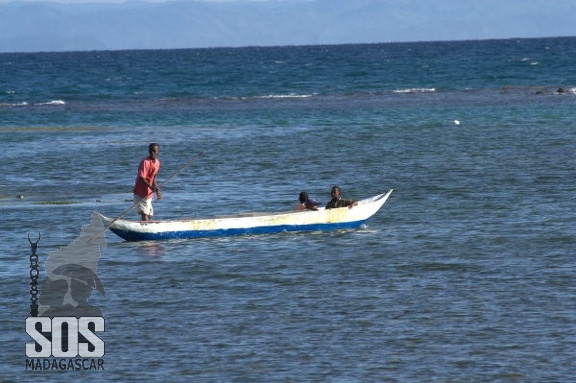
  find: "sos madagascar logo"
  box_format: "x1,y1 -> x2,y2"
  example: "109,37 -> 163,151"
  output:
26,212 -> 106,371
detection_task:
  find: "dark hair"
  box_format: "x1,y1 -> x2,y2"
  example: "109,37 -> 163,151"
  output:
299,191 -> 309,203
148,143 -> 159,152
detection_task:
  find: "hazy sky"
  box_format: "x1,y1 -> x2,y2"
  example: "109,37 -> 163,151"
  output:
16,0 -> 153,1
16,0 -> 209,1
0,0 -> 574,53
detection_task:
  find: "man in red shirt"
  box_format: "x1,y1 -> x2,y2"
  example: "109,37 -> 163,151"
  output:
133,143 -> 161,221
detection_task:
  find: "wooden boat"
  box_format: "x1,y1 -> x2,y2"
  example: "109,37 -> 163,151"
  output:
100,189 -> 393,241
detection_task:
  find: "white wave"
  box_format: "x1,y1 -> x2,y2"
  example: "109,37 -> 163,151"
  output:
393,88 -> 436,94
39,100 -> 66,105
1,100 -> 66,107
0,101 -> 28,107
253,93 -> 315,99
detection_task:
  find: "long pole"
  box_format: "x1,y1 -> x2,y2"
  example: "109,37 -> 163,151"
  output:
91,151 -> 205,241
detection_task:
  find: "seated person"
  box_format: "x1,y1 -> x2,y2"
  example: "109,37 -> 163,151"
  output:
295,191 -> 320,211
325,185 -> 357,209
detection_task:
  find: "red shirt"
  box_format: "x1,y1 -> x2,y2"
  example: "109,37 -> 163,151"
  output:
133,157 -> 160,198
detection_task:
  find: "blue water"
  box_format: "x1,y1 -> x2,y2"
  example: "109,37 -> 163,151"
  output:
1,37 -> 576,382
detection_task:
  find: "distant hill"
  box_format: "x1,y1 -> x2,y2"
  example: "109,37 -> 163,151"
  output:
0,0 -> 574,53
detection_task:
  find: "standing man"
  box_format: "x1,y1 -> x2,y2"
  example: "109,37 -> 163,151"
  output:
325,185 -> 357,209
133,143 -> 161,221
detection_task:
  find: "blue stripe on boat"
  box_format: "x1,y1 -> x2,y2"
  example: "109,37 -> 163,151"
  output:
110,220 -> 367,241
102,190 -> 393,242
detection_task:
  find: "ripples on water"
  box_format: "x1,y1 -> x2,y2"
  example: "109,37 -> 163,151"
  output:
2,38 -> 576,382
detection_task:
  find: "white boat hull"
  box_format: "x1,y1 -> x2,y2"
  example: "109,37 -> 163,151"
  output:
100,189 -> 393,241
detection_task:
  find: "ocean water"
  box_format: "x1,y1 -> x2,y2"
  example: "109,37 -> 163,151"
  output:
1,37 -> 576,382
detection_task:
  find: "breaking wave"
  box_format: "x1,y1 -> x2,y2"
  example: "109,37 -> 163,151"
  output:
392,88 -> 436,94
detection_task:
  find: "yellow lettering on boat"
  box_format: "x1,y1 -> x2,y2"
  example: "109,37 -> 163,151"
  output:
326,209 -> 347,223
189,220 -> 215,231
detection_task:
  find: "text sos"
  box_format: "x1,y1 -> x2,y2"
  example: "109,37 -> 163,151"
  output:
26,317 -> 105,358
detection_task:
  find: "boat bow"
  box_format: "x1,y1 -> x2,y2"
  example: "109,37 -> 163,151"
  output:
100,189 -> 393,241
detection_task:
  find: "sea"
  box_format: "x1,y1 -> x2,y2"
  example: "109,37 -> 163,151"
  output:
1,37 -> 575,382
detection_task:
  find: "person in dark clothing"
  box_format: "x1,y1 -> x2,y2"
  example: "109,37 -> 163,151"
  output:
325,185 -> 357,209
